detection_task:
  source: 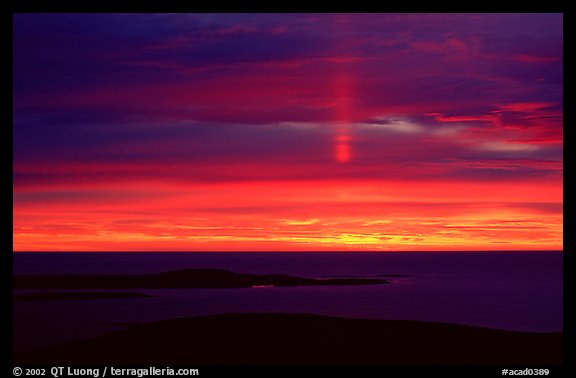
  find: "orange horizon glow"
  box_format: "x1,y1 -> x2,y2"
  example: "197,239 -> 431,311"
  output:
13,176 -> 562,252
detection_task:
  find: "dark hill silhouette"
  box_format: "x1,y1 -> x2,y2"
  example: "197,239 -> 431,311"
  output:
15,313 -> 562,365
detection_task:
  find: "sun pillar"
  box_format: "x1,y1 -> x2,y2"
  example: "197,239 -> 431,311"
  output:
334,72 -> 352,163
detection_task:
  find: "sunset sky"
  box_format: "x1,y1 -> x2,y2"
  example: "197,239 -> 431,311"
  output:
13,13 -> 563,251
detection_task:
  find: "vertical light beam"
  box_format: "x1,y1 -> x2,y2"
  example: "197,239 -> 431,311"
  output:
333,72 -> 352,163
336,133 -> 351,163
332,15 -> 354,164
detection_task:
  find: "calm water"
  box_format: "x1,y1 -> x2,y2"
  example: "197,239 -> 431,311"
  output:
13,252 -> 563,352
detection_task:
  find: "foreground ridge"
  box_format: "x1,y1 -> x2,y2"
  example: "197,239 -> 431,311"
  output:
16,313 -> 562,365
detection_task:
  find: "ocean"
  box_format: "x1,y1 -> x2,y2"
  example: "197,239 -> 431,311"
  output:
13,251 -> 563,353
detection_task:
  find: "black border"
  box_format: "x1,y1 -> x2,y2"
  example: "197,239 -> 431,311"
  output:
4,0 -> 15,375
6,0 -> 568,13
561,7 -> 573,377
6,1 -> 571,376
